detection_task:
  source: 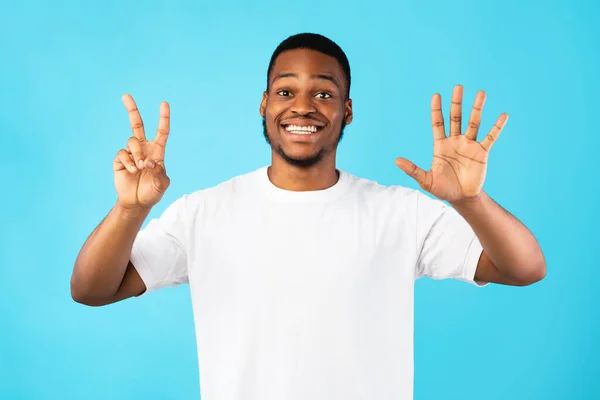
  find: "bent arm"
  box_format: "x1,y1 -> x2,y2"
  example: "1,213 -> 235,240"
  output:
71,204 -> 150,306
450,192 -> 546,286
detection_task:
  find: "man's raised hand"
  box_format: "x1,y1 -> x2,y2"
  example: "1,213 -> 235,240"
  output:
113,94 -> 171,210
395,85 -> 508,203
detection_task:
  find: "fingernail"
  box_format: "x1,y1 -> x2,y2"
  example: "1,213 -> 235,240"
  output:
129,165 -> 137,172
138,160 -> 144,169
148,160 -> 155,168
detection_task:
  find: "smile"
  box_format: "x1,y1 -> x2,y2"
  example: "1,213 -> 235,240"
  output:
283,124 -> 323,135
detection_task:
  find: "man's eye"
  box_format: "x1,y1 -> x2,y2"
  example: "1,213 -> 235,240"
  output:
277,90 -> 291,96
316,92 -> 331,99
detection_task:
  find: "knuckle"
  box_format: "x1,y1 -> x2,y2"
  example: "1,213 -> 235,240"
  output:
469,121 -> 480,129
127,137 -> 142,153
432,121 -> 444,128
486,133 -> 495,142
450,116 -> 461,122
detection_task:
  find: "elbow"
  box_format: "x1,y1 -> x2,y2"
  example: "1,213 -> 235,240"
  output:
70,278 -> 90,305
71,262 -> 89,305
521,258 -> 547,286
70,272 -> 98,306
532,260 -> 547,283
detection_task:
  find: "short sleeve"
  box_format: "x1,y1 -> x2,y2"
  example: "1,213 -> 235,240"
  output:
414,191 -> 486,286
130,196 -> 189,295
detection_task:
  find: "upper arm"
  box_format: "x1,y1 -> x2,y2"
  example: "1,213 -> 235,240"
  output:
474,251 -> 532,286
415,191 -> 483,283
77,262 -> 147,307
128,196 -> 190,294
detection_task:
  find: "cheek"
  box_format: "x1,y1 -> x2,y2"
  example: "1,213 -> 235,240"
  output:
265,103 -> 285,123
327,106 -> 345,126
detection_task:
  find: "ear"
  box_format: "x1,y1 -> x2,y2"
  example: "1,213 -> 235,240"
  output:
344,98 -> 353,125
259,91 -> 268,117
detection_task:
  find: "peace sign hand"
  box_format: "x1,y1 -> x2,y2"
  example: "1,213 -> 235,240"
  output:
113,94 -> 171,210
395,85 -> 508,203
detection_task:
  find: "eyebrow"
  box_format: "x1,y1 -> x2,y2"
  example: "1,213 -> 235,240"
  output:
272,73 -> 340,87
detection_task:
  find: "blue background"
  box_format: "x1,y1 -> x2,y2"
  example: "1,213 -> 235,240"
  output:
1,0 -> 598,398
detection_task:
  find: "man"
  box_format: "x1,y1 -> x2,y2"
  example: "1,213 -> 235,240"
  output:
71,33 -> 546,399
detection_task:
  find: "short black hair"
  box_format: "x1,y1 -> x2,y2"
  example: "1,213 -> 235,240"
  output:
266,33 -> 351,98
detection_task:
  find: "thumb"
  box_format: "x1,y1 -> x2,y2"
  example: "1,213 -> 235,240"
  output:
150,163 -> 171,194
395,158 -> 428,186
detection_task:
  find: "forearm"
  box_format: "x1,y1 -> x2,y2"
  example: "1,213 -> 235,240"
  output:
71,203 -> 150,299
450,191 -> 546,282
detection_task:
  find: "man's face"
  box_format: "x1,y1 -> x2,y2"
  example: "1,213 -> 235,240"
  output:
260,49 -> 353,168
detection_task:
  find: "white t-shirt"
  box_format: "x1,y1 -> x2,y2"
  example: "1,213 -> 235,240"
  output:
130,165 -> 485,400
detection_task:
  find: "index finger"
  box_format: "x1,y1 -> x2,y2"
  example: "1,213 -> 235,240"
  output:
122,94 -> 146,141
153,101 -> 170,148
430,93 -> 446,141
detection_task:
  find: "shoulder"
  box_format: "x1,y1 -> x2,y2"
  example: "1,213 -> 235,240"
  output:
171,166 -> 266,214
194,166 -> 265,198
341,170 -> 450,217
342,170 -> 421,205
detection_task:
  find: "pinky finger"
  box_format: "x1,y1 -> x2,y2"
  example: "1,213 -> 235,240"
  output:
480,113 -> 508,152
113,149 -> 138,173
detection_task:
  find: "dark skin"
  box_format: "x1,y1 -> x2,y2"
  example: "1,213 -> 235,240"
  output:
261,49 -> 544,286
71,47 -> 545,307
260,49 -> 353,192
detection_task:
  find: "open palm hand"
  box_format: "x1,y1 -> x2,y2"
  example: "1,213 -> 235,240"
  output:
396,85 -> 508,203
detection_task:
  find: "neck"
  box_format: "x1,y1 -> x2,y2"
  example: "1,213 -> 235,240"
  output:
268,154 -> 339,191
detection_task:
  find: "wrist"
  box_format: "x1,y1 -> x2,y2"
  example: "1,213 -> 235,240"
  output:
449,191 -> 488,213
114,201 -> 152,221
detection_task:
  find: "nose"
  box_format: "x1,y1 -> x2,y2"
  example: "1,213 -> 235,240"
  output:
290,93 -> 316,115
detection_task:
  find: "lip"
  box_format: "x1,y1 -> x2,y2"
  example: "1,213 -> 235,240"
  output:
280,119 -> 327,128
279,124 -> 324,142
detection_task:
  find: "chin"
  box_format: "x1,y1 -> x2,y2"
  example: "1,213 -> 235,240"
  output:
262,118 -> 340,167
275,144 -> 327,168
281,155 -> 324,168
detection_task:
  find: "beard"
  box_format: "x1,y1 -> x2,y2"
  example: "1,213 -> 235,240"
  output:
262,118 -> 346,168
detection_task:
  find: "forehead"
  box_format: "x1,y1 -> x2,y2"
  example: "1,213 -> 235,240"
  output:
270,49 -> 345,83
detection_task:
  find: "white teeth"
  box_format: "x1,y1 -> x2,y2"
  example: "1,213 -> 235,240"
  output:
285,125 -> 319,134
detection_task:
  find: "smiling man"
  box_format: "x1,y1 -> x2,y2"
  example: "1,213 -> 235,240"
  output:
261,43 -> 352,175
71,33 -> 546,400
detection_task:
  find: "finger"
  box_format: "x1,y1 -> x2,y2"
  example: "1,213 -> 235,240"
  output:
155,160 -> 167,174
127,137 -> 145,169
144,158 -> 156,169
431,93 -> 445,141
464,90 -> 486,141
480,113 -> 508,152
153,101 -> 170,150
449,85 -> 463,136
122,94 -> 146,141
395,158 -> 430,190
113,149 -> 138,173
